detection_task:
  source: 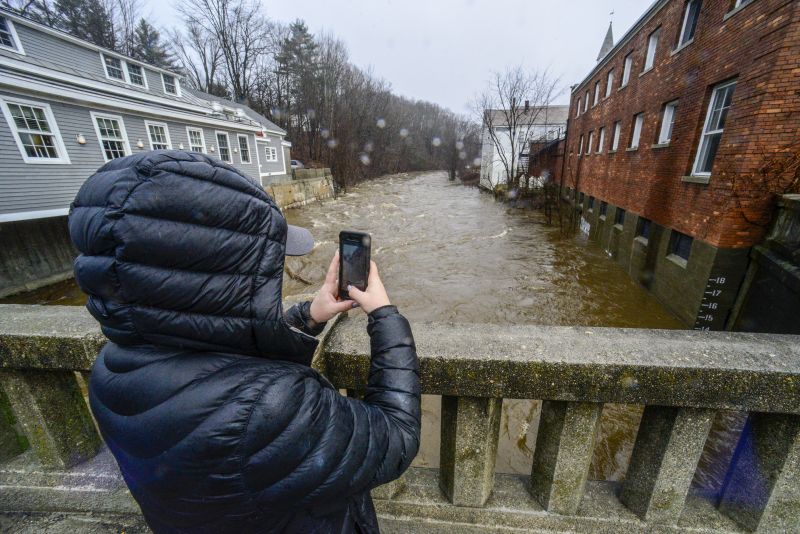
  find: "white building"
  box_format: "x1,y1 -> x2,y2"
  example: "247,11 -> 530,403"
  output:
479,105 -> 569,191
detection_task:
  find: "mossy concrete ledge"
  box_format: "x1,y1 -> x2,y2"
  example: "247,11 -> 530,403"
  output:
324,314 -> 800,414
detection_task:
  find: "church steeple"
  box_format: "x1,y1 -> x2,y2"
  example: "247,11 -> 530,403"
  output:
597,22 -> 614,62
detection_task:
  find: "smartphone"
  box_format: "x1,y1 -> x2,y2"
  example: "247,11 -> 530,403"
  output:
339,231 -> 371,300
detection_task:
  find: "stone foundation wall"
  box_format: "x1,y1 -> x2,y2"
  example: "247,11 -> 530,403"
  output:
0,217 -> 76,299
266,173 -> 335,210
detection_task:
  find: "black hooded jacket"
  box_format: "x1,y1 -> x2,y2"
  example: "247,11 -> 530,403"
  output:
68,151 -> 421,533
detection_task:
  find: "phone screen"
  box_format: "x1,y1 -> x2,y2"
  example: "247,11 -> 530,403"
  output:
339,232 -> 370,298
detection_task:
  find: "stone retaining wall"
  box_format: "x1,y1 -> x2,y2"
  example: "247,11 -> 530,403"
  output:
265,173 -> 335,210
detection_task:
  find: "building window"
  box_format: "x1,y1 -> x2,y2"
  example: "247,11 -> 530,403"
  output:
593,81 -> 600,106
600,201 -> 608,217
237,135 -> 251,164
145,121 -> 171,150
578,134 -> 584,156
658,101 -> 678,144
216,131 -> 231,162
126,63 -> 146,87
733,0 -> 753,8
162,74 -> 178,95
575,98 -> 581,117
605,70 -> 614,98
637,218 -> 652,241
669,231 -> 693,262
614,208 -> 626,226
187,127 -> 205,153
587,131 -> 594,155
91,112 -> 130,162
611,121 -> 621,151
584,91 -> 590,112
0,16 -> 24,54
693,80 -> 736,176
1,98 -> 69,164
621,53 -> 633,87
644,28 -> 660,71
630,113 -> 644,149
597,127 -> 606,153
265,146 -> 278,162
678,0 -> 701,47
588,196 -> 595,210
103,54 -> 125,81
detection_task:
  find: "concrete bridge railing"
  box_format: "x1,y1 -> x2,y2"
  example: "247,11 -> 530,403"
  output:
0,304 -> 799,533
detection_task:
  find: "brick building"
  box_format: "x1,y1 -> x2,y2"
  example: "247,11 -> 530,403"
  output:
563,0 -> 799,329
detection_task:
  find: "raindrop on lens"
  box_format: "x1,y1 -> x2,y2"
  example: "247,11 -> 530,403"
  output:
364,141 -> 374,152
359,153 -> 371,165
320,128 -> 330,139
455,141 -> 464,150
306,108 -> 316,119
432,137 -> 442,147
458,151 -> 467,159
327,139 -> 338,148
399,128 -> 409,138
376,118 -> 386,129
473,157 -> 482,166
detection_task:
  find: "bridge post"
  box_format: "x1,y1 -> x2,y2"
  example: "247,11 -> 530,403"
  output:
439,395 -> 502,507
0,369 -> 101,469
620,406 -> 715,524
719,413 -> 800,531
0,386 -> 27,461
530,401 -> 602,515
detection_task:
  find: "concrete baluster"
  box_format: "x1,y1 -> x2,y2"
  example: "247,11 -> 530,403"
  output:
530,401 -> 602,515
439,395 -> 502,507
719,413 -> 800,532
0,370 -> 101,469
620,406 -> 715,524
0,386 -> 27,461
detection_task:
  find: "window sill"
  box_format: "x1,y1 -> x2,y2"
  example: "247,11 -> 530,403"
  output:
595,151 -> 603,155
652,143 -> 670,149
666,253 -> 688,269
626,147 -> 639,152
724,0 -> 755,21
639,67 -> 653,77
671,39 -> 694,56
682,175 -> 711,184
608,150 -> 617,154
599,215 -> 607,221
618,85 -> 628,92
634,236 -> 649,247
613,223 -> 623,231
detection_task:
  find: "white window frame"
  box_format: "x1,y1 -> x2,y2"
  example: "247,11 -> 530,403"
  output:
0,16 -> 25,55
584,91 -> 590,112
605,70 -> 614,98
575,98 -> 581,117
593,81 -> 600,106
90,111 -> 131,162
678,0 -> 701,48
586,131 -> 594,155
237,134 -> 251,164
578,135 -> 584,157
597,127 -> 606,154
658,101 -> 678,145
0,96 -> 70,164
621,53 -> 633,87
264,145 -> 278,162
611,121 -> 621,151
692,80 -> 737,176
125,62 -> 148,89
630,113 -> 644,149
215,130 -> 231,162
161,73 -> 181,97
144,120 -> 172,150
102,53 -> 127,82
644,28 -> 660,72
186,126 -> 206,153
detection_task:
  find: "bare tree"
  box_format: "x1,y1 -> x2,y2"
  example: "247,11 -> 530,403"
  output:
171,21 -> 224,94
475,66 -> 558,191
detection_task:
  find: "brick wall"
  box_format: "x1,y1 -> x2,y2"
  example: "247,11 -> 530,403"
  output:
565,0 -> 800,249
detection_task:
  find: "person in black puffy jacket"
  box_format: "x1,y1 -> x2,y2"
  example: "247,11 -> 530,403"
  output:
68,150 -> 421,533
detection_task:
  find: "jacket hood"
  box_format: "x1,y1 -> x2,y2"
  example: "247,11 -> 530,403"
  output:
69,150 -> 316,361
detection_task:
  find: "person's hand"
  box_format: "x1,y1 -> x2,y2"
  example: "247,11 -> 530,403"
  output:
309,252 -> 355,323
347,261 -> 391,314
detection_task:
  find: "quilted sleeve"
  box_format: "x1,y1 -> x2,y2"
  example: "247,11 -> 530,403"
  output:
241,305 -> 421,511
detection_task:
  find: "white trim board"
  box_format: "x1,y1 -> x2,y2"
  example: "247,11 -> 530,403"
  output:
0,207 -> 69,223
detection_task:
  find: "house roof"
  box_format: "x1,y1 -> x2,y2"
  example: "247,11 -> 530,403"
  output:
486,105 -> 570,127
185,88 -> 286,135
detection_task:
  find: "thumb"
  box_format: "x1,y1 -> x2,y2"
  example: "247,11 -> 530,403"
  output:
330,299 -> 356,314
347,284 -> 366,305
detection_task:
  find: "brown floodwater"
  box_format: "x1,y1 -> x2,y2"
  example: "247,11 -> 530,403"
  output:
3,171 -> 735,490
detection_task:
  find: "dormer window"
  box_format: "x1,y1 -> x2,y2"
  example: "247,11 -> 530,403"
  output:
126,63 -> 146,87
162,74 -> 178,95
0,16 -> 24,54
103,55 -> 125,81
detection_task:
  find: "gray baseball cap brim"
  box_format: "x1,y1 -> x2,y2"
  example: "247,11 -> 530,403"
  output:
286,224 -> 315,256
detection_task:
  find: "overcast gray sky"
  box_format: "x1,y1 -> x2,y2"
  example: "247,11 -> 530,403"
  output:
144,0 -> 648,114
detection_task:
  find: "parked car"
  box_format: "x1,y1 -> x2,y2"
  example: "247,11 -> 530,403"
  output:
291,160 -> 305,170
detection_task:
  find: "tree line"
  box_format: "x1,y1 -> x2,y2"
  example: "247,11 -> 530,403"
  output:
5,0 -> 481,187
